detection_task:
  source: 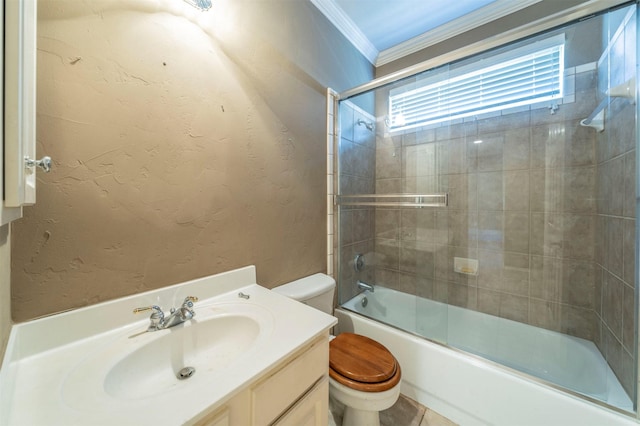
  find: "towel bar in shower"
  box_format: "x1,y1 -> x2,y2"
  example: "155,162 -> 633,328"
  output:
336,193 -> 448,208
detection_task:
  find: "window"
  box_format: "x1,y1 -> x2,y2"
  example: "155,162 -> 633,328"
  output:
388,35 -> 565,131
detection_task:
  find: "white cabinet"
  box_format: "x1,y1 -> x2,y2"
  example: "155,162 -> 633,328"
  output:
274,377 -> 328,426
189,334 -> 330,426
2,0 -> 39,225
191,392 -> 251,426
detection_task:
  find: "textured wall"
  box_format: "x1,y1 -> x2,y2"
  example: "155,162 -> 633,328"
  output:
10,0 -> 372,321
0,225 -> 11,362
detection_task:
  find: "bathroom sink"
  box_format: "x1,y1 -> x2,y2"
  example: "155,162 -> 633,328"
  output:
61,301 -> 274,409
104,314 -> 260,399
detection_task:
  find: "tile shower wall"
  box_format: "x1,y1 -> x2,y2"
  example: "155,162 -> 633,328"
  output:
369,11 -> 637,398
338,102 -> 376,302
594,10 -> 636,397
373,64 -> 600,340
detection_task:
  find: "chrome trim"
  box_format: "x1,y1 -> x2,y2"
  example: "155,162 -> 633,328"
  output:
338,0 -> 630,100
357,280 -> 374,293
338,202 -> 445,207
132,297 -> 198,332
356,118 -> 374,131
25,156 -> 52,173
337,193 -> 448,208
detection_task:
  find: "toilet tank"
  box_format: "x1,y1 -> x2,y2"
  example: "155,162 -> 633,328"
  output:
272,273 -> 335,315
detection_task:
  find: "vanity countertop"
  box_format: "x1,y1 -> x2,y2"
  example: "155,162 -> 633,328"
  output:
0,266 -> 336,425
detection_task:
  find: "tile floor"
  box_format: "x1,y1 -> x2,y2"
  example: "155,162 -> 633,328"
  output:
329,393 -> 457,426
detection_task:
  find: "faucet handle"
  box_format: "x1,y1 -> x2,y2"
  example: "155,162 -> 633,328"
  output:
133,305 -> 165,331
182,296 -> 198,307
133,305 -> 164,317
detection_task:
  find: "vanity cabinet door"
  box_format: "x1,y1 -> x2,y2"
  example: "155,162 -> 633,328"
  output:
251,335 -> 328,425
273,377 -> 329,426
195,407 -> 230,426
188,333 -> 330,426
189,389 -> 250,426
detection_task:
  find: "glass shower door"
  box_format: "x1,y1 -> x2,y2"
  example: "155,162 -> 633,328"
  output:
334,1 -> 638,413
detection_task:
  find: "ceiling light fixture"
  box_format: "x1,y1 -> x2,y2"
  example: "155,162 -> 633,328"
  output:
183,0 -> 212,11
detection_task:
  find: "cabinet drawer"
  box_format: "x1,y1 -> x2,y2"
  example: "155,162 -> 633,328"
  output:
251,336 -> 328,425
274,377 -> 328,426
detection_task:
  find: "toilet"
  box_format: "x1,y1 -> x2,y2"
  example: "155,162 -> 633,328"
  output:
273,274 -> 401,426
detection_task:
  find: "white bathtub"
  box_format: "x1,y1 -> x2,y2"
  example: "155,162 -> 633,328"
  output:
335,287 -> 637,426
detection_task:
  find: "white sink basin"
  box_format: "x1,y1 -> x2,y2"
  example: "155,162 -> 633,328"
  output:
61,301 -> 274,410
104,314 -> 261,399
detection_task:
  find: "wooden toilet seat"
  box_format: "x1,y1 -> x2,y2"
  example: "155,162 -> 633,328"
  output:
329,333 -> 401,392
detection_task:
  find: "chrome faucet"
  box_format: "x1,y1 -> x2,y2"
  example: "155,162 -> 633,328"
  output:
357,280 -> 374,293
134,296 -> 198,332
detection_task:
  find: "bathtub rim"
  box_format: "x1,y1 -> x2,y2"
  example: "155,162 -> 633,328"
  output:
334,305 -> 637,419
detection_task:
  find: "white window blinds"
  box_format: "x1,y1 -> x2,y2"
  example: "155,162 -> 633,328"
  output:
389,40 -> 564,131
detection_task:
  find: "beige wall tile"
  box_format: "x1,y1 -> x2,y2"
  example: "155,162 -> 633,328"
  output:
623,151 -> 635,218
602,272 -> 624,340
374,238 -> 400,270
564,167 -> 596,213
560,259 -> 595,309
478,212 -> 504,251
476,135 -> 505,172
447,282 -> 478,310
604,217 -> 624,276
529,299 -> 562,332
404,143 -> 436,177
376,209 -> 401,240
530,256 -> 561,301
400,241 -> 436,277
622,283 -> 635,353
623,219 -> 635,285
477,171 -> 503,210
504,170 -> 530,211
477,289 -> 529,323
560,305 -> 594,340
503,128 -> 531,170
561,214 -> 594,260
377,146 -> 402,179
504,212 -> 530,254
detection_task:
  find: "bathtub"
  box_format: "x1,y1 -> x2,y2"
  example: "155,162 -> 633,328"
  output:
335,287 -> 637,426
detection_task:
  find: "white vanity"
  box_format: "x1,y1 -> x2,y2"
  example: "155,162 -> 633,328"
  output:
0,266 -> 336,425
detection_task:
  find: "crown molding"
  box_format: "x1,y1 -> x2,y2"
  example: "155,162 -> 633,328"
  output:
310,0 -> 379,64
375,0 -> 543,66
311,0 -> 544,67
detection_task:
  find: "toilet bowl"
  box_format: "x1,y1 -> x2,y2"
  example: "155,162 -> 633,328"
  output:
272,274 -> 401,426
329,332 -> 401,426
